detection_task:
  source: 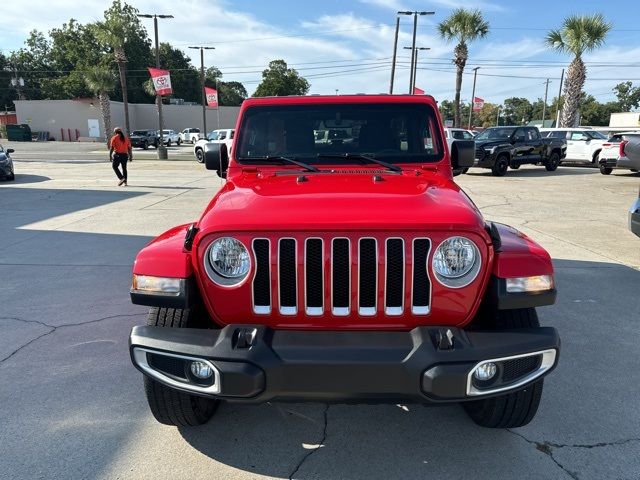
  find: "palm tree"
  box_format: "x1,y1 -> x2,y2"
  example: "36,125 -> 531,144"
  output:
438,9 -> 489,128
85,67 -> 116,145
96,7 -> 131,135
545,14 -> 611,127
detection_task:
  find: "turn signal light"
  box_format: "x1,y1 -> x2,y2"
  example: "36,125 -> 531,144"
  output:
132,275 -> 183,295
506,275 -> 554,293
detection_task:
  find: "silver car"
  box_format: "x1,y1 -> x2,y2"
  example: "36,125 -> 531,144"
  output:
598,132 -> 640,175
630,190 -> 640,237
0,144 -> 15,181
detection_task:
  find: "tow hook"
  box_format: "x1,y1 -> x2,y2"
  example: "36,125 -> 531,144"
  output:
435,328 -> 455,350
234,328 -> 258,349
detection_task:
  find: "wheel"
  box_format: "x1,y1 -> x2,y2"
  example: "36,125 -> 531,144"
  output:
153,141 -> 159,149
462,168 -> 469,174
599,164 -> 612,175
143,307 -> 220,426
463,308 -> 544,428
167,140 -> 171,147
545,152 -> 560,171
177,138 -> 182,146
491,155 -> 509,176
195,148 -> 204,163
142,141 -> 149,150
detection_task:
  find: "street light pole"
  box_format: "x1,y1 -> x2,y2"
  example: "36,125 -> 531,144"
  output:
555,68 -> 564,127
138,13 -> 173,160
389,16 -> 400,94
403,46 -> 430,93
468,66 -> 480,129
496,105 -> 501,126
399,11 -> 435,94
189,46 -> 215,139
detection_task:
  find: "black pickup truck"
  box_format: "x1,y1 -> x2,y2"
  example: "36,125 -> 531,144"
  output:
472,126 -> 567,176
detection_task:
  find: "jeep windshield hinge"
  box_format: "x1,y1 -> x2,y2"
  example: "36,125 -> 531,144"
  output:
184,223 -> 199,251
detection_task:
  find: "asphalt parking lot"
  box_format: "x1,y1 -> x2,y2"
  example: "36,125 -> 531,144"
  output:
1,142 -> 639,480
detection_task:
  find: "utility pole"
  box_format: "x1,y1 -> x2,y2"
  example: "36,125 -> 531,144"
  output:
389,16 -> 400,94
138,13 -> 173,160
398,11 -> 435,93
496,105 -> 501,126
468,67 -> 480,129
542,78 -> 551,124
189,46 -> 215,138
555,68 -> 564,127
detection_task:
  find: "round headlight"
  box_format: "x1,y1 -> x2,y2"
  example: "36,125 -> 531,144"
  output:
432,236 -> 480,288
206,237 -> 250,285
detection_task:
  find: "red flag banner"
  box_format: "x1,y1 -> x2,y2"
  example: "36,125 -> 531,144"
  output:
413,86 -> 425,95
148,68 -> 173,96
473,96 -> 484,111
205,87 -> 219,108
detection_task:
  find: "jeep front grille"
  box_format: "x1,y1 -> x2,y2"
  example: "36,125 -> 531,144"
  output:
252,236 -> 431,317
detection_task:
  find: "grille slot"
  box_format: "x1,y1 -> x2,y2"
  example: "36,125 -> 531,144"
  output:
252,239 -> 271,314
147,353 -> 187,379
412,239 -> 431,314
332,238 -> 351,316
278,238 -> 297,315
358,238 -> 377,315
502,355 -> 542,382
385,239 -> 404,315
305,238 -> 324,315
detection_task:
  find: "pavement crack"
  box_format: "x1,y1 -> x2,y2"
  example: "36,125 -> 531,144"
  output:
507,430 -> 579,480
0,313 -> 145,364
288,404 -> 329,480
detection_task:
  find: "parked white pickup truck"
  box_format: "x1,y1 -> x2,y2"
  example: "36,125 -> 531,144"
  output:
179,127 -> 201,144
193,129 -> 235,163
540,127 -> 608,164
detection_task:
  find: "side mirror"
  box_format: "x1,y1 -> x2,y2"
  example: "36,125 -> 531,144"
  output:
204,143 -> 229,178
451,140 -> 474,175
6,148 -> 14,154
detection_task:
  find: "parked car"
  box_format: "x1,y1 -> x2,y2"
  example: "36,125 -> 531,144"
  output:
193,129 -> 234,163
444,128 -> 475,173
180,128 -> 201,144
130,129 -> 159,150
540,127 -> 607,164
598,131 -> 640,175
0,144 -> 15,181
128,94 -> 560,430
473,126 -> 566,176
157,129 -> 181,147
630,190 -> 640,237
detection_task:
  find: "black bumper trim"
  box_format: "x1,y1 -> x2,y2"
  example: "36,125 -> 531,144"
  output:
129,324 -> 560,403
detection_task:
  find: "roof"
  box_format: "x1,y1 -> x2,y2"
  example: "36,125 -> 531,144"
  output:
242,94 -> 438,107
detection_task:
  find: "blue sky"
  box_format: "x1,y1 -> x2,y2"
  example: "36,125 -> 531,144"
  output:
2,0 -> 639,104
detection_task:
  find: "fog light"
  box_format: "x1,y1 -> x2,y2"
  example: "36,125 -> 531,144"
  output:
190,361 -> 214,380
473,362 -> 497,381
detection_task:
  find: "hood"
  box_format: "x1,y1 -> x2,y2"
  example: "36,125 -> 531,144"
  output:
197,168 -> 485,234
475,139 -> 510,149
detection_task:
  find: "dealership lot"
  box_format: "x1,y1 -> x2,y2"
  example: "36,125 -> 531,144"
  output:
1,145 -> 639,479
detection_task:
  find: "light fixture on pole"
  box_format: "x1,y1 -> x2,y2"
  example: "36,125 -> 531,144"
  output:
398,11 -> 435,93
137,13 -> 174,160
189,46 -> 215,138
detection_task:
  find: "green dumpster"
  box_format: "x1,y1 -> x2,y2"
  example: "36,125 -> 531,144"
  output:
6,124 -> 32,141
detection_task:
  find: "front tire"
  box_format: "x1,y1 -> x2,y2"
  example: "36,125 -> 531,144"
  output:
143,307 -> 220,426
142,141 -> 149,150
599,164 -> 612,175
195,148 -> 204,163
491,155 -> 509,176
177,138 -> 182,146
545,152 -> 560,171
463,308 -> 544,428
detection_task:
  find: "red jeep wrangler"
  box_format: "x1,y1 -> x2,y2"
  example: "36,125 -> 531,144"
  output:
129,95 -> 560,429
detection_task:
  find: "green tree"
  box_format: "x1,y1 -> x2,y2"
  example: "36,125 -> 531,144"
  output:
579,95 -> 620,126
204,67 -> 247,106
438,99 -> 455,124
613,82 -> 640,111
546,14 -> 612,128
96,0 -> 153,133
253,60 -> 310,97
474,102 -> 499,128
502,97 -> 533,125
85,67 -> 117,144
437,9 -> 489,127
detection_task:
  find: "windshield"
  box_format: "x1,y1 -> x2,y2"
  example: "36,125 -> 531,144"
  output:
476,128 -> 516,141
132,130 -> 147,136
235,103 -> 443,165
588,131 -> 607,140
207,131 -> 220,140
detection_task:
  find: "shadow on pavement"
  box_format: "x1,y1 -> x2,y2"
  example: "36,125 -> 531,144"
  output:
3,174 -> 51,184
466,167 -> 596,178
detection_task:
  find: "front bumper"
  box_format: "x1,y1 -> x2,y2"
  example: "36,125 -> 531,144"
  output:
130,324 -> 560,403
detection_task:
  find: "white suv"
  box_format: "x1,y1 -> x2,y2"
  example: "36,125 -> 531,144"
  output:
179,128 -> 201,144
193,129 -> 235,163
540,128 -> 607,164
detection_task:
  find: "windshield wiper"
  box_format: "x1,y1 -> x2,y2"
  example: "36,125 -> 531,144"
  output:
237,155 -> 319,172
316,153 -> 402,172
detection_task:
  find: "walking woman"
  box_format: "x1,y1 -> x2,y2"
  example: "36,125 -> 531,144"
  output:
109,127 -> 132,186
